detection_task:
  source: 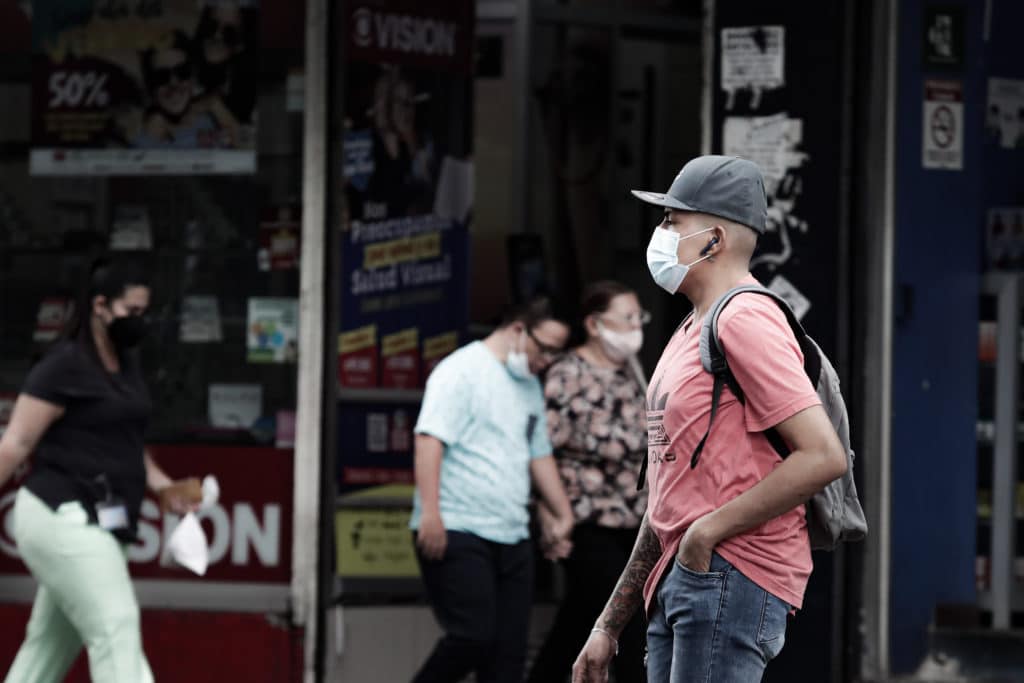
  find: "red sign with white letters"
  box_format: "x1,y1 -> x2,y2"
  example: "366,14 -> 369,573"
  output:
0,445 -> 293,584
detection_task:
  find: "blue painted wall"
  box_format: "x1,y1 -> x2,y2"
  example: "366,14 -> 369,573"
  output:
890,0 -> 1024,672
890,0 -> 985,673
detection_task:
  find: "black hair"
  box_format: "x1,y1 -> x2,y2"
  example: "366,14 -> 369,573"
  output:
579,280 -> 634,320
194,4 -> 256,51
61,256 -> 150,353
499,294 -> 571,331
570,280 -> 635,346
193,4 -> 259,123
140,30 -> 195,94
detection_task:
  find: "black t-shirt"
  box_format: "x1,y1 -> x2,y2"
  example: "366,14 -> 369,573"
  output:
22,339 -> 151,541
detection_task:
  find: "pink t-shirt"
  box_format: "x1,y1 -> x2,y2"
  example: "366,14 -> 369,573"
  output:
643,275 -> 821,611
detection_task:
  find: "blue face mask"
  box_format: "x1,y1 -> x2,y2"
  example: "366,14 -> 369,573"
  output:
645,226 -> 715,294
506,331 -> 532,380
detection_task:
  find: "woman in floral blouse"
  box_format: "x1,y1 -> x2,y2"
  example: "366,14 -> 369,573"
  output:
528,281 -> 648,683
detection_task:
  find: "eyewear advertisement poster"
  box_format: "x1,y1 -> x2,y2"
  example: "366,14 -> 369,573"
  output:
30,0 -> 259,176
338,1 -> 474,506
339,0 -> 474,393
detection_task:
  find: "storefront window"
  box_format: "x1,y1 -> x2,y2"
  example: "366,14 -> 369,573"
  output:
0,0 -> 306,609
0,2 -> 303,446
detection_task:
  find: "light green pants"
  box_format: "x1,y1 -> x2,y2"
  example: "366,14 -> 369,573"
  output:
4,488 -> 154,683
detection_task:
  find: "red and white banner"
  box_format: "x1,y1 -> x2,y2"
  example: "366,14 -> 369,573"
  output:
346,0 -> 474,74
0,445 -> 292,584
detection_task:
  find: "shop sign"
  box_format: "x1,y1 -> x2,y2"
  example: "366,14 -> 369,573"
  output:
347,0 -> 474,73
0,445 -> 293,584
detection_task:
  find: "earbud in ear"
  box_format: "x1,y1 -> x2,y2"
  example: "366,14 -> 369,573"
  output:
700,236 -> 719,256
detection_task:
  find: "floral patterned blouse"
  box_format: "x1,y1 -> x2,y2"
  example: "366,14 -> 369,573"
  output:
544,351 -> 648,529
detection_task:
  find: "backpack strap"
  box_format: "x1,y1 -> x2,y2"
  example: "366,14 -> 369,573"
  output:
692,285 -> 817,467
689,373 -> 726,468
701,286 -> 810,373
709,286 -> 821,387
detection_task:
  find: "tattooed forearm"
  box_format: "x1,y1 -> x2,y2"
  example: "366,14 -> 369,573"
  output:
595,515 -> 662,634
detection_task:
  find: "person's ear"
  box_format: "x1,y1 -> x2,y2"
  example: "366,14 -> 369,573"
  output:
699,237 -> 719,257
583,314 -> 599,338
92,295 -> 109,319
700,227 -> 724,257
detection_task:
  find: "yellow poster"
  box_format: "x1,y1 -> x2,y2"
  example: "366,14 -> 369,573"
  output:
338,324 -> 377,354
336,507 -> 420,578
363,232 -> 442,269
381,328 -> 419,357
423,331 -> 459,362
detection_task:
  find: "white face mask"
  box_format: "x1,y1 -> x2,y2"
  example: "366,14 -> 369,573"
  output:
506,331 -> 533,380
596,321 -> 643,362
645,226 -> 715,294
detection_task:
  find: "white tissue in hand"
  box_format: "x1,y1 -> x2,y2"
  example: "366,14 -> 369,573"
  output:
163,512 -> 209,576
201,475 -> 220,508
160,474 -> 220,576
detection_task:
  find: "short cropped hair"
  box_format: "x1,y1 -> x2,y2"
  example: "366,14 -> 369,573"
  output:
500,294 -> 570,331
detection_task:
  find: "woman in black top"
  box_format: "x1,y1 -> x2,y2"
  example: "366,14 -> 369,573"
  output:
0,258 -> 200,683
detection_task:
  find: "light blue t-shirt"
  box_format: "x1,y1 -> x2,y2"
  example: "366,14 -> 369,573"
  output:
410,341 -> 552,544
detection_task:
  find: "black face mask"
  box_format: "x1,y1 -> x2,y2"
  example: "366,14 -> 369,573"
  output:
107,315 -> 149,349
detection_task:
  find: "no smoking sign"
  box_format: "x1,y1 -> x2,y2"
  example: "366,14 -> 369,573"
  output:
923,80 -> 963,170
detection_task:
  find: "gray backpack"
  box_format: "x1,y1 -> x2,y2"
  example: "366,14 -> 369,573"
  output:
692,285 -> 867,551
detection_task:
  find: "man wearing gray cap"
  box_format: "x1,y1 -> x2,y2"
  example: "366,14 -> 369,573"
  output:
572,156 -> 847,682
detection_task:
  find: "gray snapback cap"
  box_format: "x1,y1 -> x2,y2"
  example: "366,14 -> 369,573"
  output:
631,155 -> 768,234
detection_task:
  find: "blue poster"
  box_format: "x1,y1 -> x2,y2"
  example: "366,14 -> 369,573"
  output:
338,0 -> 474,492
339,9 -> 474,391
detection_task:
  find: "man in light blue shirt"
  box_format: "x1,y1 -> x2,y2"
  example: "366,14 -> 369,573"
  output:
411,296 -> 575,683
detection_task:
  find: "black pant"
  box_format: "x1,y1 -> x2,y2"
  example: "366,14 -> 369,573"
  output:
413,530 -> 534,683
527,524 -> 646,683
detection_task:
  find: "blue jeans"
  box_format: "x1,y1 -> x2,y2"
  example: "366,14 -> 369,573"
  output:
646,552 -> 790,683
